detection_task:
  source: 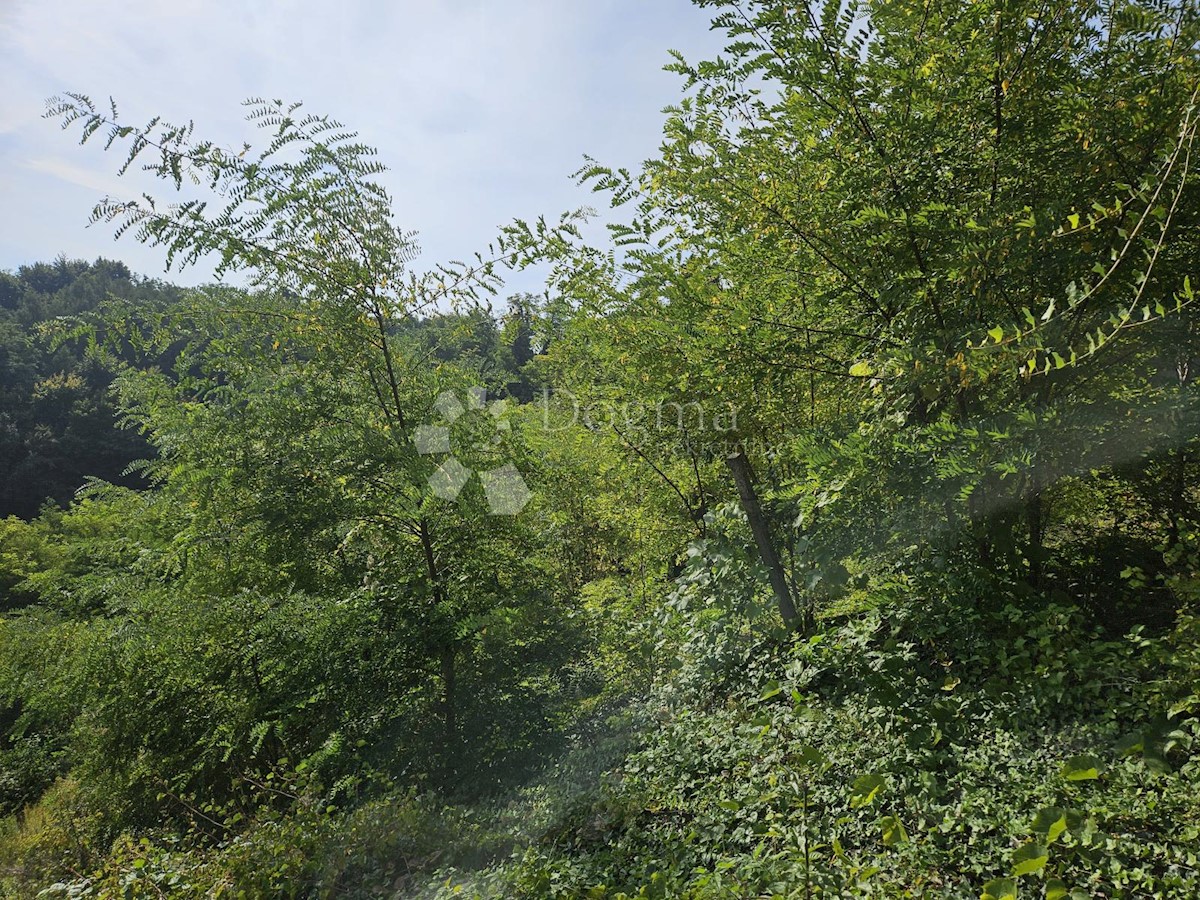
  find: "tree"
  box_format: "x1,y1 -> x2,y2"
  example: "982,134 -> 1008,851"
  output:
538,0 -> 1200,626
43,96 -> 591,793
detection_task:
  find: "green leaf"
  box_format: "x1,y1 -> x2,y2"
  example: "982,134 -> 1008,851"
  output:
1114,733 -> 1144,757
880,814 -> 908,846
988,326 -> 1004,344
758,680 -> 782,701
1030,807 -> 1069,844
794,744 -> 829,770
982,877 -> 1017,900
849,773 -> 886,808
849,360 -> 873,377
1011,841 -> 1048,876
1045,879 -> 1068,900
1061,754 -> 1103,781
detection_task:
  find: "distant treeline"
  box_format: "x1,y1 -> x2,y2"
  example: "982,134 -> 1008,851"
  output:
0,257 -> 179,519
0,257 -> 544,520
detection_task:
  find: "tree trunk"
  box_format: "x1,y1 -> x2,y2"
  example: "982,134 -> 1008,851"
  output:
440,642 -> 457,763
1025,482 -> 1044,589
725,449 -> 800,628
1170,448 -> 1188,550
418,518 -> 458,770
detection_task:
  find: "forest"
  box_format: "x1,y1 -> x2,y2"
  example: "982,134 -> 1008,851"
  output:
1,1 -> 1199,897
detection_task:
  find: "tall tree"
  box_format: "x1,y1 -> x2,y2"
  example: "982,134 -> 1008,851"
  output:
540,0 -> 1200,623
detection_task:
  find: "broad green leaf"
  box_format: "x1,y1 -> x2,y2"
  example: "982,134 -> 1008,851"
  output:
1011,841 -> 1048,876
1031,807 -> 1069,844
1114,733 -> 1144,757
794,744 -> 828,770
1061,754 -> 1103,781
880,814 -> 908,846
982,877 -> 1017,900
849,773 -> 886,808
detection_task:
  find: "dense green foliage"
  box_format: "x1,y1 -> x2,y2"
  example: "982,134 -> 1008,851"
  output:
1,0 -> 1199,897
0,257 -> 178,521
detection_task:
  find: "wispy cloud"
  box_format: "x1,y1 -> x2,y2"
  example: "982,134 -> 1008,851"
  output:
24,157 -> 128,198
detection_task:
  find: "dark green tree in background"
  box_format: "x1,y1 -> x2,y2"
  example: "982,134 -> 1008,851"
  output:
0,257 -> 177,521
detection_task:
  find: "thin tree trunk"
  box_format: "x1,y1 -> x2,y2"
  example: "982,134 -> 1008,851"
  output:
1026,482 -> 1044,589
725,449 -> 800,628
440,642 -> 457,764
418,517 -> 458,770
1170,448 -> 1188,550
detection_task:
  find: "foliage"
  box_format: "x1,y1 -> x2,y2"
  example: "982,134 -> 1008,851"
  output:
0,257 -> 177,519
1,1 -> 1199,897
425,585 -> 1200,898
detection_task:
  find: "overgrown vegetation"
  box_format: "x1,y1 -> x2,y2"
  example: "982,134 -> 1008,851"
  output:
1,0 -> 1199,896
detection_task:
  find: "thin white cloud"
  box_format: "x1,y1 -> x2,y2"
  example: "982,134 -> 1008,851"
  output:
23,157 -> 128,198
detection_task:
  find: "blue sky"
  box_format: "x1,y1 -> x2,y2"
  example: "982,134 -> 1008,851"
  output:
0,0 -> 726,289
